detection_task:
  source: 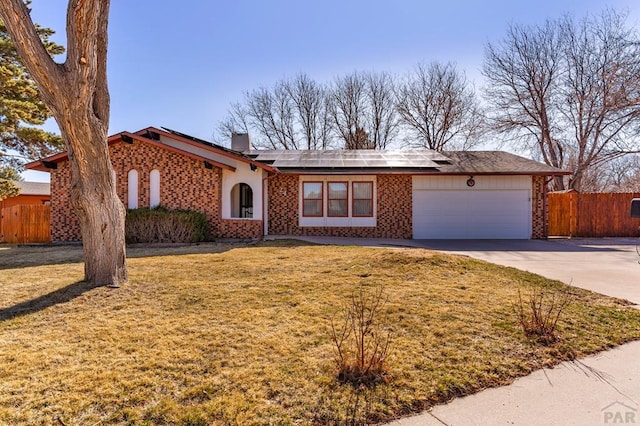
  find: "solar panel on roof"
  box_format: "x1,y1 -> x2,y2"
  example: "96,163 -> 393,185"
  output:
252,149 -> 446,169
341,159 -> 365,166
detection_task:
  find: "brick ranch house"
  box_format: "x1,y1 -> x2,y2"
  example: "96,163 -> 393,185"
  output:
26,126 -> 568,241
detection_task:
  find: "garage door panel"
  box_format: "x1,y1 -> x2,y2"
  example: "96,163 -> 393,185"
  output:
413,190 -> 531,239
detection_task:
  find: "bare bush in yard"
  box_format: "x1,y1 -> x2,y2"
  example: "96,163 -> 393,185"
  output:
331,285 -> 392,387
515,286 -> 574,345
125,207 -> 208,243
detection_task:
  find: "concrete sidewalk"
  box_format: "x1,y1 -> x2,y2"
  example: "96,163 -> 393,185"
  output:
267,236 -> 640,425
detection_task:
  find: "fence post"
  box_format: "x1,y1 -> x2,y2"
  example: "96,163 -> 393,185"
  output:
570,192 -> 576,237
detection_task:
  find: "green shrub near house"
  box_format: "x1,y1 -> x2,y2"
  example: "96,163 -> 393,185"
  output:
125,206 -> 209,243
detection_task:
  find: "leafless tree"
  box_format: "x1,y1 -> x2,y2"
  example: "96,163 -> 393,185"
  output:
330,72 -> 373,149
220,66 -> 477,152
483,21 -> 565,187
396,62 -> 484,151
579,155 -> 640,192
244,84 -> 298,149
0,0 -> 127,286
217,74 -> 334,149
284,74 -> 333,149
364,71 -> 399,149
216,101 -> 251,146
560,11 -> 640,190
484,10 -> 640,191
329,71 -> 398,149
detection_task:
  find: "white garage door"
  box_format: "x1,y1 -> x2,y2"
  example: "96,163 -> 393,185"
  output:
413,188 -> 531,239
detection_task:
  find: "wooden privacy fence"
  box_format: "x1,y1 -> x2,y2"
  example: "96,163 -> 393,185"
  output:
0,205 -> 51,243
548,192 -> 640,237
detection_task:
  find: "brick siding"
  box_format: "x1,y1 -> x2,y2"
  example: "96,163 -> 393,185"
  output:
218,219 -> 263,239
50,160 -> 80,241
267,174 -> 412,238
531,175 -> 547,239
51,139 -> 224,241
50,140 -> 549,241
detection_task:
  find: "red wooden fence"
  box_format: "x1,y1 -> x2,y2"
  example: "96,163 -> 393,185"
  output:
548,192 -> 640,237
0,205 -> 51,243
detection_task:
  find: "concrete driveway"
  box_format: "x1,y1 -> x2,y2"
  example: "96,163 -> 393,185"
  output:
387,237 -> 640,426
414,238 -> 640,305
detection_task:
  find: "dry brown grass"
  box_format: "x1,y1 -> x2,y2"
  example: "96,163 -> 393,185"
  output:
1,240 -> 639,425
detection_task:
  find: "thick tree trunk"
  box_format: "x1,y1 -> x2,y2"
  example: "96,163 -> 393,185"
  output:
60,118 -> 127,286
0,0 -> 127,287
552,175 -> 565,191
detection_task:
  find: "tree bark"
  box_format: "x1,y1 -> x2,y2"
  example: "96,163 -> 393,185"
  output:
60,114 -> 127,286
0,0 -> 127,286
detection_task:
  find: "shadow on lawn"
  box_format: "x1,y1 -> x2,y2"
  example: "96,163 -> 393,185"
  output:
0,239 -> 318,270
0,280 -> 98,322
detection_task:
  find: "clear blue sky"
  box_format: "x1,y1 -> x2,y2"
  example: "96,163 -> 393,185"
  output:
23,0 -> 640,182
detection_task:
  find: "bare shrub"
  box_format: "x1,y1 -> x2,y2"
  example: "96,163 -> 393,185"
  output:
125,207 -> 209,243
515,286 -> 574,345
331,285 -> 392,387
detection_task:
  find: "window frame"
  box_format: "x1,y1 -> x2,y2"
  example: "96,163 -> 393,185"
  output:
302,181 -> 324,217
231,182 -> 253,219
127,169 -> 139,209
352,181 -> 374,217
149,169 -> 161,208
327,181 -> 349,217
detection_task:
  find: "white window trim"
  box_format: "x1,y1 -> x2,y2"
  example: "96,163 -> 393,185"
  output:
299,175 -> 377,227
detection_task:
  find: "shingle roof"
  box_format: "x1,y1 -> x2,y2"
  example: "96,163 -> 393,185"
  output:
25,127 -> 275,173
24,125 -> 568,176
14,181 -> 50,195
438,151 -> 569,175
160,127 -> 246,157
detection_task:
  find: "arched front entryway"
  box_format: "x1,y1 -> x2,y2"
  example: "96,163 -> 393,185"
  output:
230,182 -> 253,218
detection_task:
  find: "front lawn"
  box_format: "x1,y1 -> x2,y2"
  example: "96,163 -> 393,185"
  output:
1,241 -> 639,425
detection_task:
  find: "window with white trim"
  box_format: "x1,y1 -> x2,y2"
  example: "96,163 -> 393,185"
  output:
299,178 -> 376,226
352,181 -> 373,217
327,182 -> 348,217
302,182 -> 323,217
